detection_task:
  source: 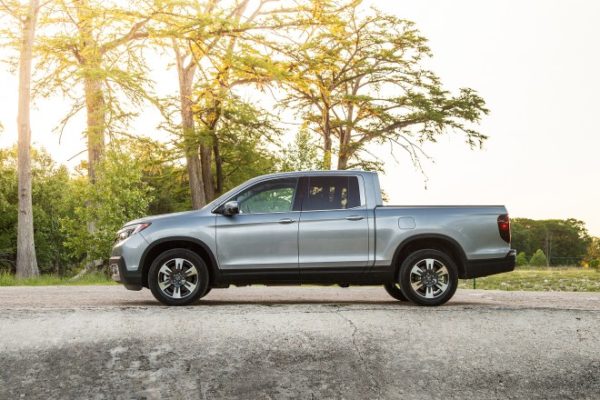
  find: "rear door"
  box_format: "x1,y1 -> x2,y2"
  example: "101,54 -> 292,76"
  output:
298,175 -> 369,277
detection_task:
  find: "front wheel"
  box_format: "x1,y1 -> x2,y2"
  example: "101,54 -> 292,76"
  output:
148,248 -> 209,306
397,249 -> 458,306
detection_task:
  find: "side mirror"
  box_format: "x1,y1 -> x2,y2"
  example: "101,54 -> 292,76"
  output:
222,201 -> 240,216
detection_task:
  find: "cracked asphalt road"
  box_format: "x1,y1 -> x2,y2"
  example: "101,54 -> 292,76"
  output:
1,286 -> 599,399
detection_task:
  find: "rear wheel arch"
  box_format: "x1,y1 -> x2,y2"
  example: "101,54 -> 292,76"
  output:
391,234 -> 467,279
140,237 -> 218,288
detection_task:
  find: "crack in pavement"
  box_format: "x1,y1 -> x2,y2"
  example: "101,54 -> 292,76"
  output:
335,308 -> 382,400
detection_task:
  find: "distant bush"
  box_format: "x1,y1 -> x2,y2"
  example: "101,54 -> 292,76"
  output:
590,259 -> 600,271
516,252 -> 528,267
529,249 -> 548,267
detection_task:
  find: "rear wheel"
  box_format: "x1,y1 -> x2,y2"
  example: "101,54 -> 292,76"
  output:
148,248 -> 209,306
397,249 -> 458,306
384,282 -> 408,301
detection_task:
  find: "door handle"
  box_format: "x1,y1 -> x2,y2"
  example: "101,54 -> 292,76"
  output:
345,215 -> 364,221
278,218 -> 295,224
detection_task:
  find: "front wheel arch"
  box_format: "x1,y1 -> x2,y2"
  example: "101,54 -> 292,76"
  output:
140,237 -> 218,288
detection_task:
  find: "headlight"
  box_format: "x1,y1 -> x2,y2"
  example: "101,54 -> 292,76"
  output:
115,223 -> 151,243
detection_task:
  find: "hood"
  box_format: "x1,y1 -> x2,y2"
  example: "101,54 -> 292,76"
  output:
123,210 -> 200,227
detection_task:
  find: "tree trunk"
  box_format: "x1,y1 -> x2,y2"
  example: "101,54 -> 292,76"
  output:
322,108 -> 332,170
337,128 -> 353,169
186,152 -> 205,209
16,0 -> 40,279
200,144 -> 214,201
83,76 -> 106,184
213,134 -> 224,195
74,0 -> 106,184
337,152 -> 349,170
337,83 -> 358,170
177,62 -> 206,209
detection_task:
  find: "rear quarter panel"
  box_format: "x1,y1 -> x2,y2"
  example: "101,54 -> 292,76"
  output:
374,206 -> 510,266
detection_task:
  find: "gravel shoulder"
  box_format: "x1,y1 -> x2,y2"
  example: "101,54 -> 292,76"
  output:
1,286 -> 599,399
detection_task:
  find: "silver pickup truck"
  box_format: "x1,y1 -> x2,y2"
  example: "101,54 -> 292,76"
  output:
110,170 -> 515,306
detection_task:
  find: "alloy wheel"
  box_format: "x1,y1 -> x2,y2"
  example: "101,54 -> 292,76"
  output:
157,258 -> 199,299
409,258 -> 450,299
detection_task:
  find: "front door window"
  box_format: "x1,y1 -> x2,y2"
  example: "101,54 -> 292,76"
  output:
233,178 -> 298,214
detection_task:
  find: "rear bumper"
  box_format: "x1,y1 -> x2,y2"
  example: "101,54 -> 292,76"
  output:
109,256 -> 143,291
462,250 -> 516,279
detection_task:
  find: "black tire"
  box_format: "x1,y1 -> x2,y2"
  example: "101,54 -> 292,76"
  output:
397,249 -> 458,306
384,282 -> 408,301
148,248 -> 209,306
201,287 -> 212,298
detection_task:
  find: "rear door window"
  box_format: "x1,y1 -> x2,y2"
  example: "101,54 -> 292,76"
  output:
303,176 -> 361,211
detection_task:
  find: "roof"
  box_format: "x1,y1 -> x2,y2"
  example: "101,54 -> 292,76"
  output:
247,169 -> 377,181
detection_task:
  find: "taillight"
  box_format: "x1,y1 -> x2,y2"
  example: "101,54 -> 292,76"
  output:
497,214 -> 510,243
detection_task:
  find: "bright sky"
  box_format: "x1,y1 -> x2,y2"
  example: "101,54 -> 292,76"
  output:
0,0 -> 599,235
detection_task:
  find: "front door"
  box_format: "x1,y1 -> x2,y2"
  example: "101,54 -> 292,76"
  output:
216,178 -> 300,273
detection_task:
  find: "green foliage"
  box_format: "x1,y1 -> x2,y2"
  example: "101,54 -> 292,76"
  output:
0,148 -> 78,275
211,97 -> 282,192
280,128 -> 324,172
458,267 -> 600,292
529,249 -> 548,267
512,218 -> 591,266
61,144 -> 152,263
281,6 -> 488,169
590,259 -> 600,270
516,251 -> 528,267
33,0 -> 157,132
122,138 -> 191,214
0,271 -> 114,286
587,237 -> 600,265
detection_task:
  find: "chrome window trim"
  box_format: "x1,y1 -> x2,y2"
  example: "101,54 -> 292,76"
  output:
298,205 -> 366,213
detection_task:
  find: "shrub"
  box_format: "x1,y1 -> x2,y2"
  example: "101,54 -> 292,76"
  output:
516,251 -> 528,267
529,249 -> 548,267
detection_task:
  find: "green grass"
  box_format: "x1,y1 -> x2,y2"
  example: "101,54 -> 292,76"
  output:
459,267 -> 600,292
0,272 -> 115,286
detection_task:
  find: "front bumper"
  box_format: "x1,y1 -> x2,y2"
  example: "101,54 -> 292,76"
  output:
462,249 -> 516,279
109,256 -> 143,291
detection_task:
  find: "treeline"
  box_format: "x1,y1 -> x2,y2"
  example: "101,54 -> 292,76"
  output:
1,0 -> 490,276
511,218 -> 599,267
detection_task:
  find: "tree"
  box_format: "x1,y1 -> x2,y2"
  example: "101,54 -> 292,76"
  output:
529,249 -> 548,268
121,137 -> 192,215
0,147 -> 80,276
511,218 -> 591,266
516,251 -> 528,267
61,144 -> 152,264
210,97 -> 282,190
280,128 -> 324,172
156,0 -> 327,205
34,0 -> 159,183
283,6 -> 488,170
586,237 -> 600,269
9,0 -> 41,278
